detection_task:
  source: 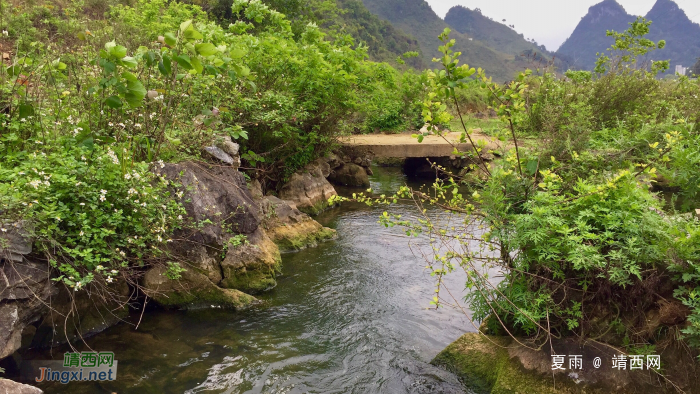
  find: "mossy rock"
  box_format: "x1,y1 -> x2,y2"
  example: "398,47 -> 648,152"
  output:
220,229 -> 282,294
143,265 -> 257,309
432,334 -> 581,394
268,220 -> 337,252
432,333 -> 693,394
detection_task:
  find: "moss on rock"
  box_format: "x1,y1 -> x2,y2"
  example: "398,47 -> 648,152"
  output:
268,219 -> 337,252
432,334 -> 585,394
143,265 -> 257,309
220,229 -> 282,294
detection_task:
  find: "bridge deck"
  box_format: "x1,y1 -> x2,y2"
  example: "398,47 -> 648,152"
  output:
339,131 -> 499,158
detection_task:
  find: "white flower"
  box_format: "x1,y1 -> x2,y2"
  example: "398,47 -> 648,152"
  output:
106,277 -> 114,283
128,188 -> 137,195
1,228 -> 6,232
96,265 -> 103,270
80,202 -> 85,206
124,173 -> 131,180
81,156 -> 86,161
106,148 -> 119,165
135,123 -> 142,129
100,189 -> 107,195
177,215 -> 182,220
108,122 -> 114,127
56,217 -> 61,222
2,30 -> 8,37
35,140 -> 43,144
119,251 -> 125,257
111,269 -> 118,274
79,231 -> 84,236
157,160 -> 165,169
100,195 -> 106,202
75,282 -> 83,290
18,171 -> 25,175
157,235 -> 162,242
141,202 -> 147,207
29,180 -> 41,189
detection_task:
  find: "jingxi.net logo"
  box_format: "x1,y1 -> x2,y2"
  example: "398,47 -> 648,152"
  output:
21,352 -> 118,384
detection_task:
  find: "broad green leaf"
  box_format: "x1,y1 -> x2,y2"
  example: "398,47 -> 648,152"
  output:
121,56 -> 137,69
125,80 -> 147,107
183,27 -> 203,41
179,20 -> 193,33
230,47 -> 247,59
195,43 -> 217,56
121,71 -> 137,82
174,55 -> 193,70
6,65 -> 22,76
108,43 -> 127,59
190,57 -> 203,74
164,32 -> 177,47
104,96 -> 123,108
19,103 -> 34,119
232,63 -> 250,77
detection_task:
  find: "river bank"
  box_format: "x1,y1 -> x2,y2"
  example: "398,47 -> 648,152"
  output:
8,166 -> 475,394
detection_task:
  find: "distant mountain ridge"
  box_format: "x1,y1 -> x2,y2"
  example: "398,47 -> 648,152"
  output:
359,0 -> 527,81
444,6 -> 544,56
556,0 -> 700,72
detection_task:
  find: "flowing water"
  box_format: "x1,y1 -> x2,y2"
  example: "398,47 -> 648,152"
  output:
29,166 -> 484,394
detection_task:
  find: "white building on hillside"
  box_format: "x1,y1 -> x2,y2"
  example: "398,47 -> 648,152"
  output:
676,65 -> 687,76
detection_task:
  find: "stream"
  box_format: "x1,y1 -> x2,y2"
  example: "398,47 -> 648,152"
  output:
30,166 -> 481,394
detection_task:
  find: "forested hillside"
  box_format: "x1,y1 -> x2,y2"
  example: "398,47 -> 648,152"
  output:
183,0 -> 425,67
359,0 -> 524,81
444,5 -> 543,55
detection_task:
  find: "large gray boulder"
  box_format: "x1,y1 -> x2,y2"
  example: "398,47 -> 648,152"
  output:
261,196 -> 336,252
145,161 -> 282,307
0,379 -> 43,394
0,222 -> 33,263
0,260 -> 54,359
328,162 -> 370,187
279,159 -> 337,216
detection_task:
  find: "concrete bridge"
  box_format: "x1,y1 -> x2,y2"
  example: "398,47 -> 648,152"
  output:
339,131 -> 499,158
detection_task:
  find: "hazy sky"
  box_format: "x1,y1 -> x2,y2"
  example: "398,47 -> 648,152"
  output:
425,0 -> 700,51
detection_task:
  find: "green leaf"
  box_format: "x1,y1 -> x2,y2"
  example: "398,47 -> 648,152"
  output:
195,43 -> 218,56
6,65 -> 22,76
164,32 -> 177,47
158,55 -> 172,76
179,20 -> 193,34
121,71 -> 138,82
124,80 -> 147,107
81,137 -> 94,150
145,51 -> 156,67
18,103 -> 34,119
107,42 -> 127,59
183,28 -> 203,41
230,47 -> 247,59
121,56 -> 137,69
174,55 -> 193,70
104,96 -> 123,109
232,63 -> 250,77
190,57 -> 203,74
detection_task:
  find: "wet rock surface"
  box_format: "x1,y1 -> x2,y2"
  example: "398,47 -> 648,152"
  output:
433,333 -> 700,394
261,196 -> 336,252
278,159 -> 338,215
